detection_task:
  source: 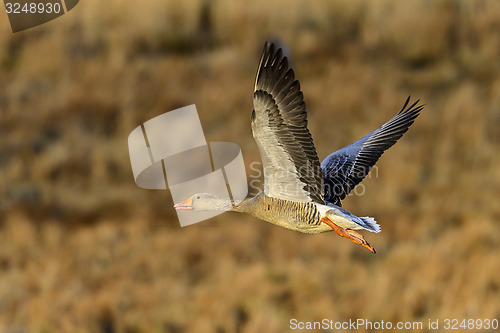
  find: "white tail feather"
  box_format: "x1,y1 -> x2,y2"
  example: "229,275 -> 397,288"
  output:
360,217 -> 381,233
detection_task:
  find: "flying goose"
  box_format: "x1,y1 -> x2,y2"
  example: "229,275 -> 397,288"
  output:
174,42 -> 423,253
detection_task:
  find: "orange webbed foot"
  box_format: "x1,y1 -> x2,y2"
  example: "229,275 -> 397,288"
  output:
321,217 -> 376,254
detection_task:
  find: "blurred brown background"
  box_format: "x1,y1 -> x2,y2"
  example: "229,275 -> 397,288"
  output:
1,0 -> 499,332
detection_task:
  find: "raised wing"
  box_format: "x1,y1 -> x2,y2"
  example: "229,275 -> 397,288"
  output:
321,97 -> 423,205
252,42 -> 324,204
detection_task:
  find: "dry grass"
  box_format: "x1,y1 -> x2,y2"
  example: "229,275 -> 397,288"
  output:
1,0 -> 500,332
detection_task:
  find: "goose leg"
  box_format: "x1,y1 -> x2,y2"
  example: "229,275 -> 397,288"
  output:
321,217 -> 376,253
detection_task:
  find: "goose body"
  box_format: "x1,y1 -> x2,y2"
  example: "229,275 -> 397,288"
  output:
233,191 -> 379,235
175,42 -> 423,253
235,191 -> 327,233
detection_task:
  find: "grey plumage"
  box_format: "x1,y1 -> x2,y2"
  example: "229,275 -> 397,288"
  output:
235,192 -> 324,233
175,42 -> 424,253
321,97 -> 423,206
252,43 -> 324,204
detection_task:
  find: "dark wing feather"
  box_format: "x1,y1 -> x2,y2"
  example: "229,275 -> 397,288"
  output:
321,97 -> 423,205
252,42 -> 324,203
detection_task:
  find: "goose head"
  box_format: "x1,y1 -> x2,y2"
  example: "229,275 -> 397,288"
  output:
174,193 -> 233,212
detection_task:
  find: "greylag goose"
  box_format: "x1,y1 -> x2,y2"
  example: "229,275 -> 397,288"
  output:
174,42 -> 423,253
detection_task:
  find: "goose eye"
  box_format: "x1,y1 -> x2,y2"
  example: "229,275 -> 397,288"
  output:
196,196 -> 200,199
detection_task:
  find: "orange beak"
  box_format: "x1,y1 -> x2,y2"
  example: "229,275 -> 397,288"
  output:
174,197 -> 193,210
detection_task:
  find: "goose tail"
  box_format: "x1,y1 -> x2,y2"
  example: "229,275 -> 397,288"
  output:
325,203 -> 381,233
359,217 -> 381,233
